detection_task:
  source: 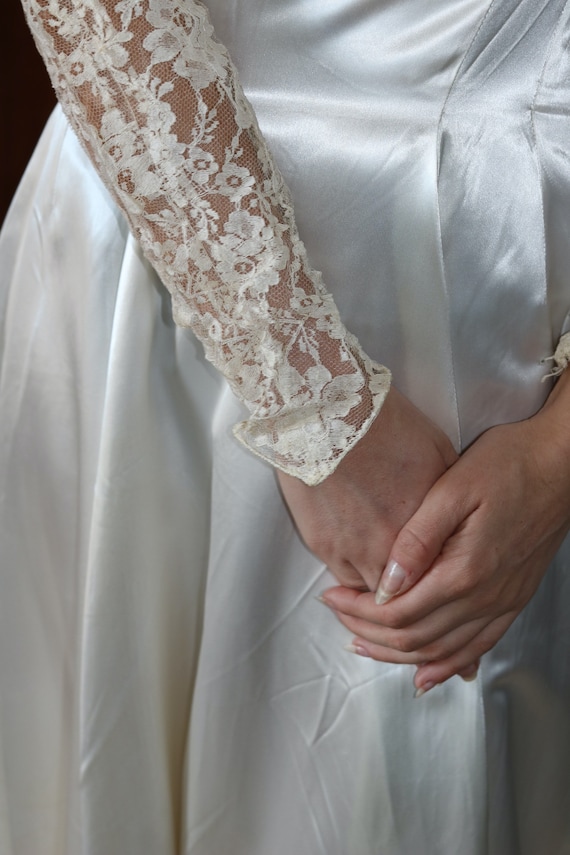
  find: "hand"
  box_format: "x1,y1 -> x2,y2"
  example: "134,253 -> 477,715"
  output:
277,386 -> 457,591
321,371 -> 570,691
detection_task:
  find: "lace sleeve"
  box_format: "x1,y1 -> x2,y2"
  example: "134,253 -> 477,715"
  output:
21,0 -> 391,485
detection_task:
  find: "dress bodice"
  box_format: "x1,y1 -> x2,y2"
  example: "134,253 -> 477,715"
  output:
207,0 -> 570,447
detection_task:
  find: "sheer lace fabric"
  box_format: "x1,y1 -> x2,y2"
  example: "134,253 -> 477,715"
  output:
22,0 -> 391,484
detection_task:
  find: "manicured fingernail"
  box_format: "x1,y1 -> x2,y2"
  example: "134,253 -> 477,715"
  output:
316,591 -> 334,607
414,681 -> 436,699
344,643 -> 370,658
375,561 -> 406,605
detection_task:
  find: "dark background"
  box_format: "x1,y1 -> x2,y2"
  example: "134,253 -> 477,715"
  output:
1,4 -> 56,224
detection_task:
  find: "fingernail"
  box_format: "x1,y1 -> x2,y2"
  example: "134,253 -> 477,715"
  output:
315,591 -> 334,608
460,665 -> 479,683
344,643 -> 370,658
414,681 -> 436,699
375,561 -> 406,605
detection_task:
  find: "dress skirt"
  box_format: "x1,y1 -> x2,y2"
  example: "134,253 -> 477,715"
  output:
1,1 -> 570,853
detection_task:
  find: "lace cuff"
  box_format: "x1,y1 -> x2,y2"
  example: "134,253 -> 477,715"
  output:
234,340 -> 391,484
22,0 -> 391,484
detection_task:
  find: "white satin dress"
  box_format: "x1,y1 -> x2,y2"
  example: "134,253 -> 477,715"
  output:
1,1 -> 570,854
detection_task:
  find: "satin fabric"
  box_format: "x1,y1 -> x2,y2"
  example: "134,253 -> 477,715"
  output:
1,1 -> 570,853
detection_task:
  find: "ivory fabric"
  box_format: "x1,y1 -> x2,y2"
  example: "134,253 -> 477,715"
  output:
1,1 -> 570,853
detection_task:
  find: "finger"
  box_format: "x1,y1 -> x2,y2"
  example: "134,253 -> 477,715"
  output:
321,584 -> 484,644
319,586 -> 375,614
339,610 -> 488,660
457,661 -> 480,682
375,470 -> 473,605
413,613 -> 515,692
345,620 -> 486,669
320,584 -> 463,631
345,640 -> 421,666
325,560 -> 370,590
321,585 -> 459,642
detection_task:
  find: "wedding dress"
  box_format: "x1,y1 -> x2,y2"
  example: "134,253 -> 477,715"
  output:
1,0 -> 570,853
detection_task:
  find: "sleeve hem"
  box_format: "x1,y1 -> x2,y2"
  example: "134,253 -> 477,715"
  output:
233,363 -> 392,485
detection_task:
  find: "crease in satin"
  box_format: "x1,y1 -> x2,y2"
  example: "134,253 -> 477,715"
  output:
527,1 -> 566,348
431,0 -> 499,453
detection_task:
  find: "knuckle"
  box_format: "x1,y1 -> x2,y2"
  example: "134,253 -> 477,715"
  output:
381,609 -> 407,630
393,631 -> 419,654
332,569 -> 360,589
446,577 -> 468,601
472,586 -> 496,614
448,563 -> 478,598
391,635 -> 408,654
421,640 -> 450,662
397,525 -> 433,567
462,564 -> 481,593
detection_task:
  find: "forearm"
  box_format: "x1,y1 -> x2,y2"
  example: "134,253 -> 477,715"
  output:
21,0 -> 390,484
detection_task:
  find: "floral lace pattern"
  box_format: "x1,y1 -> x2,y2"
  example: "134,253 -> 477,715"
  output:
22,0 -> 391,484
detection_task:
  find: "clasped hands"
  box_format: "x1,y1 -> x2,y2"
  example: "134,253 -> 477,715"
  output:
278,379 -> 570,695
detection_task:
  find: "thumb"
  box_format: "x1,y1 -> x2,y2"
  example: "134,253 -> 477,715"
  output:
375,473 -> 467,605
